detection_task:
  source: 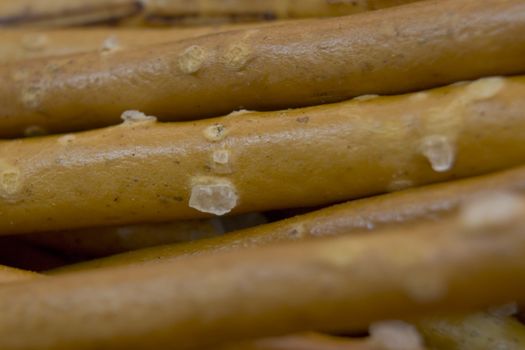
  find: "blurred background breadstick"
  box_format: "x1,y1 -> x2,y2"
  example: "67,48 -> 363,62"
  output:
1,76 -> 524,235
0,0 -> 143,28
2,0 -> 525,137
1,195 -> 525,349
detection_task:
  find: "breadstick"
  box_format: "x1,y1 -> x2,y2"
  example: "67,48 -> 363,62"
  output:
2,195 -> 525,350
0,0 -> 143,28
0,22 -> 282,64
143,0 -> 421,25
2,0 -> 525,136
23,213 -> 265,257
419,309 -> 525,349
3,75 -> 525,235
50,164 -> 525,274
0,264 -> 38,283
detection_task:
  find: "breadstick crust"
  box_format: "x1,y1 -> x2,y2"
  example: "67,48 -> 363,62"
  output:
3,202 -> 525,350
0,264 -> 38,283
0,0 -> 143,27
2,0 -> 525,137
419,312 -> 525,350
0,23 -> 281,63
51,164 -> 525,274
2,75 -> 525,235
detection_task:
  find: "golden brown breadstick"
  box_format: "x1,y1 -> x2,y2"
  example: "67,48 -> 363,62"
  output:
0,22 -> 284,64
2,0 -> 525,137
50,164 -> 525,274
23,213 -> 265,257
143,0 -> 421,25
3,75 -> 525,236
0,264 -> 38,283
419,309 -> 525,349
0,0 -> 143,27
2,195 -> 525,350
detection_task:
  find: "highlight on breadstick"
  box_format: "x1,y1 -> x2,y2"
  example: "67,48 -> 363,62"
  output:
2,195 -> 525,350
142,0 -> 421,26
0,0 -> 143,28
0,264 -> 38,283
2,0 -> 525,136
23,213 -> 266,258
50,164 -> 525,274
2,75 -> 525,236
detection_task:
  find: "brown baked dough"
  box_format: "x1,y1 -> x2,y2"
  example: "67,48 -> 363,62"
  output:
1,0 -> 525,137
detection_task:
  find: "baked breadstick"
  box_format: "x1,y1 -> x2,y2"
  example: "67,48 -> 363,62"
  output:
143,0 -> 421,25
2,195 -> 525,350
0,264 -> 38,283
3,75 -> 525,235
420,309 -> 525,349
51,164 -> 525,273
2,0 -> 525,137
0,0 -> 143,28
0,22 -> 283,64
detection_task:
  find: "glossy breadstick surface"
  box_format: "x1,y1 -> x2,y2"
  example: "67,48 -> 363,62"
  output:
0,22 -> 282,64
2,76 -> 525,235
2,196 -> 525,350
52,165 -> 525,273
2,0 -> 525,136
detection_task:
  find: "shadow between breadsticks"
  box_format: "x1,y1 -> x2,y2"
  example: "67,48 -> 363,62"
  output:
22,213 -> 266,258
49,163 -> 525,274
2,195 -> 525,350
2,75 -> 525,235
141,0 -> 421,26
0,0 -> 418,28
2,0 -> 525,136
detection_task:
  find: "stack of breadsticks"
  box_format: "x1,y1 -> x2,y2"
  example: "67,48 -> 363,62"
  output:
1,0 -> 525,349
